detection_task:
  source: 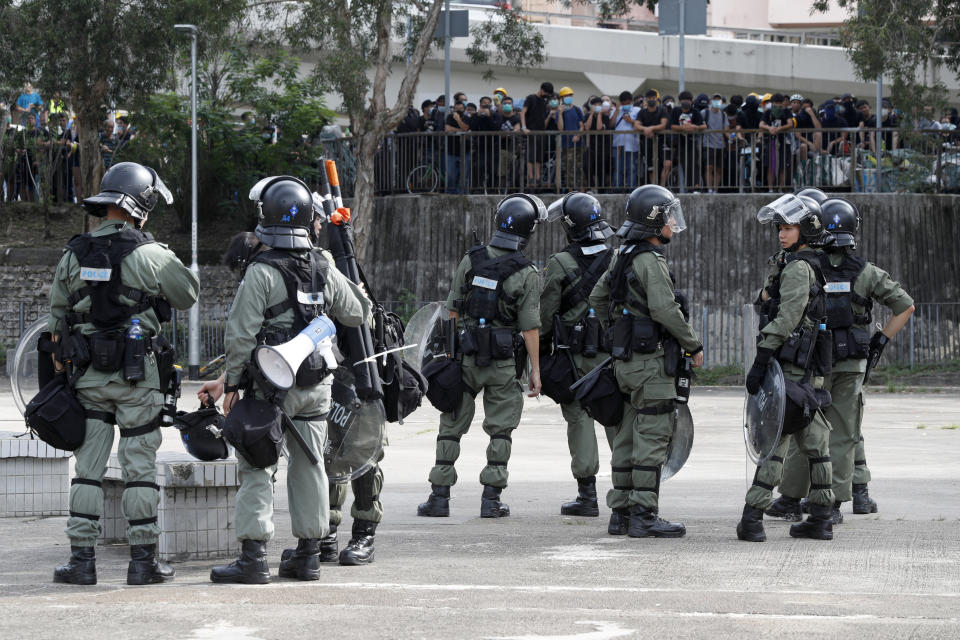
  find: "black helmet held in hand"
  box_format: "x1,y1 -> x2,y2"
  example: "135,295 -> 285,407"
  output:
617,185 -> 686,243
83,161 -> 173,222
819,198 -> 860,248
490,193 -> 547,250
547,192 -> 612,243
174,404 -> 229,462
249,176 -> 318,250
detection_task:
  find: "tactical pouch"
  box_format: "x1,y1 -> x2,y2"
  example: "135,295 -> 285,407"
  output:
458,327 -> 478,356
601,326 -> 615,355
491,328 -> 514,360
663,337 -> 681,377
631,317 -> 661,354
222,396 -> 285,469
153,336 -> 177,391
475,325 -> 492,367
815,327 -> 833,376
782,379 -> 832,435
565,323 -> 584,354
574,365 -> 625,428
826,295 -> 855,329
36,331 -> 57,388
539,350 -> 578,405
796,330 -> 815,370
295,351 -> 329,387
849,326 -> 870,359
383,356 -> 428,423
611,315 -> 633,361
422,357 -> 466,414
24,374 -> 86,451
90,331 -> 125,372
582,315 -> 601,357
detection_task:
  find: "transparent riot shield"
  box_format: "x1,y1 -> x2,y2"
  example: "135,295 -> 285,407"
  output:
324,366 -> 386,481
402,302 -> 445,370
743,359 -> 786,464
663,403 -> 694,481
10,316 -> 49,416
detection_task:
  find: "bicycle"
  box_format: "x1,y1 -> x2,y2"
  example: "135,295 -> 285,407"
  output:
406,158 -> 445,194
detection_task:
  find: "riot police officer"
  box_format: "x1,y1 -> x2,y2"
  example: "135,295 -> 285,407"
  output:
417,194 -> 545,518
539,192 -> 614,517
766,198 -> 914,522
48,162 -> 200,585
207,176 -> 371,583
588,185 -> 703,538
738,194 -> 836,542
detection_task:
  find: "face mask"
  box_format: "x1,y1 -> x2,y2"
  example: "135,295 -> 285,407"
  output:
548,100 -> 559,108
602,101 -> 611,110
563,96 -> 573,105
593,105 -> 602,113
494,94 -> 503,103
881,108 -> 890,118
680,101 -> 692,110
664,101 -> 674,109
502,104 -> 513,113
712,100 -> 722,109
764,103 -> 772,111
647,100 -> 657,107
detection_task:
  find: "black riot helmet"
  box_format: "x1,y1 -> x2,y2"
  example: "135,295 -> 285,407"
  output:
819,198 -> 860,249
82,161 -> 173,224
222,231 -> 267,280
617,185 -> 686,243
490,193 -> 547,250
757,193 -> 830,250
249,176 -> 321,250
546,192 -> 613,242
173,404 -> 229,462
796,187 -> 828,205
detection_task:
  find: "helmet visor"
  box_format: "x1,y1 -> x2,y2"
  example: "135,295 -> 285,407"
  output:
248,176 -> 274,203
546,197 -> 566,223
757,194 -> 810,224
152,174 -> 174,205
311,191 -> 330,220
660,199 -> 686,233
531,194 -> 548,224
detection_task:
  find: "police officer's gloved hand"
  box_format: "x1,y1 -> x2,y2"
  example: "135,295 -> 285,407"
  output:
869,331 -> 889,359
746,347 -> 775,395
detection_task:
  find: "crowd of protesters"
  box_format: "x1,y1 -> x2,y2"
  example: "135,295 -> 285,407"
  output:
391,81 -> 960,193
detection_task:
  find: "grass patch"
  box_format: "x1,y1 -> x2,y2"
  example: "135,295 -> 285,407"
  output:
916,424 -> 927,429
694,364 -> 742,386
941,424 -> 960,430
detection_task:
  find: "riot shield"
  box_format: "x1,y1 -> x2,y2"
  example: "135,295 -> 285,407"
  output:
402,302 -> 445,370
662,403 -> 694,481
10,315 -> 49,417
743,359 -> 786,464
325,366 -> 386,482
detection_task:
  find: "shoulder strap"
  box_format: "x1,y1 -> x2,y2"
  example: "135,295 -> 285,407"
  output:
560,244 -> 613,312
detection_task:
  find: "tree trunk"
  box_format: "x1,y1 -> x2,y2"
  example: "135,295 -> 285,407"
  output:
76,114 -> 103,232
350,127 -> 380,263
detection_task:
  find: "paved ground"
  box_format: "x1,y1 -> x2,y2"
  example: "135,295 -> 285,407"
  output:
0,382 -> 958,640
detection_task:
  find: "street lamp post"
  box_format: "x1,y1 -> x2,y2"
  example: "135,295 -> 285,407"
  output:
174,23 -> 200,380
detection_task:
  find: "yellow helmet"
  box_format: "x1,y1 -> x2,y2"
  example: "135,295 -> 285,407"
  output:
558,86 -> 574,97
759,93 -> 772,103
494,87 -> 508,96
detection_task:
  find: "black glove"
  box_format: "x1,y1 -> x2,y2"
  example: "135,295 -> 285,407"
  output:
869,331 -> 889,358
746,347 -> 775,395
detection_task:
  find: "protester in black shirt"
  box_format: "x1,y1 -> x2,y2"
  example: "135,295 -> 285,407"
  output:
471,97 -> 501,192
669,91 -> 705,190
497,96 -> 522,190
857,99 -> 899,152
444,101 -> 471,193
583,95 -> 613,189
635,89 -> 669,185
789,94 -> 821,165
521,81 -> 552,187
839,93 -> 860,128
759,93 -> 797,189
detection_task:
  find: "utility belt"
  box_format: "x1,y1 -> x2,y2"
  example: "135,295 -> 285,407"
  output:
59,327 -> 176,384
458,324 -> 517,368
258,327 -> 331,388
776,324 -> 833,377
606,313 -> 663,361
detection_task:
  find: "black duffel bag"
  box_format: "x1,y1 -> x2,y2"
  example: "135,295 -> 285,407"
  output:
782,379 -> 832,435
383,354 -> 429,423
222,396 -> 285,468
421,357 -> 465,414
539,350 -> 578,405
24,374 -> 86,451
574,365 -> 625,428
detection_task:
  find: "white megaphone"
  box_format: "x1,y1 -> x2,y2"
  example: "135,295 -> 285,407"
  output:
254,315 -> 338,390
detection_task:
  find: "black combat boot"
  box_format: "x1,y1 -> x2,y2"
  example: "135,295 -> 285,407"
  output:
852,483 -> 878,514
53,545 -> 97,585
417,484 -> 450,517
480,485 -> 510,518
789,503 -> 834,540
560,476 -> 600,517
799,497 -> 811,514
278,539 -> 321,580
627,505 -> 686,538
831,501 -> 844,525
339,520 -> 377,566
765,495 -> 802,521
607,508 -> 630,535
736,504 -> 767,542
319,526 -> 339,563
127,544 -> 175,585
210,539 -> 271,584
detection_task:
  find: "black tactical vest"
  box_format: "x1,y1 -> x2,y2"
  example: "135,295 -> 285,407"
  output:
251,248 -> 329,341
820,252 -> 872,360
460,245 -> 533,324
558,242 -> 613,316
607,241 -> 664,319
64,226 -> 171,331
759,251 -> 827,330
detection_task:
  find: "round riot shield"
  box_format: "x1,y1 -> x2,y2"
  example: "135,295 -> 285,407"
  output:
662,403 -> 694,481
10,315 -> 49,416
743,359 -> 786,464
325,366 -> 386,481
402,302 -> 445,370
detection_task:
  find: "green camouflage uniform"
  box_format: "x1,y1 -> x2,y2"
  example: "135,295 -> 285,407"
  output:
540,248 -> 612,480
745,248 -> 835,510
588,244 -> 700,512
224,249 -> 371,542
48,220 -> 199,547
778,254 -> 913,502
428,246 -> 540,489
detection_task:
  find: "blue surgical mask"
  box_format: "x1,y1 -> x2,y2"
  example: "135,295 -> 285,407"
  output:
593,105 -> 602,113
502,104 -> 513,113
563,96 -> 573,105
712,100 -> 722,109
548,99 -> 559,108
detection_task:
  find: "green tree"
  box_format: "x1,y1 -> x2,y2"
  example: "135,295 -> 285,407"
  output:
814,0 -> 960,122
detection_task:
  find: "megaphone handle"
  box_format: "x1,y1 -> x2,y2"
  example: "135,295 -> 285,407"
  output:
280,411 -> 320,466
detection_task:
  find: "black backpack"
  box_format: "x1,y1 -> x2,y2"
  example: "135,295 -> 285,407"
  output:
24,374 -> 87,451
373,306 -> 428,423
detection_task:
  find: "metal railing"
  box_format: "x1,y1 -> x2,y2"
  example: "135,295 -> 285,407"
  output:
373,128 -> 960,196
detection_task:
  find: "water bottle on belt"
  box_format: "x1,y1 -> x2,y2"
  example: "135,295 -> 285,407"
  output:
124,318 -> 146,382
